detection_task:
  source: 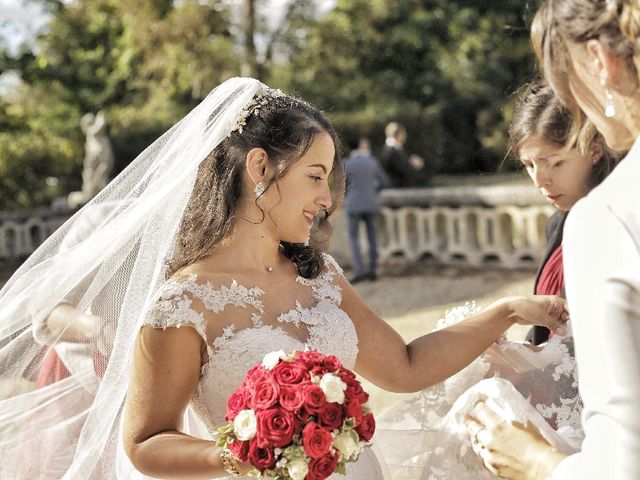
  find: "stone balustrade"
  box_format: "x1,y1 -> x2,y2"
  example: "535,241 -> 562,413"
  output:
329,184 -> 555,269
0,207 -> 74,262
0,185 -> 554,270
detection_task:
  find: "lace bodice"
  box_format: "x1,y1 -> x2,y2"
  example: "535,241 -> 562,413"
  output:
143,254 -> 359,434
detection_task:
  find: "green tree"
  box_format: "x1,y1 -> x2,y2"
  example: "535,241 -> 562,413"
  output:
272,0 -> 537,176
0,0 -> 238,210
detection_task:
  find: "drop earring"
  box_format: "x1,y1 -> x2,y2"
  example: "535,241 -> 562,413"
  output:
254,182 -> 266,197
600,70 -> 616,118
604,90 -> 616,118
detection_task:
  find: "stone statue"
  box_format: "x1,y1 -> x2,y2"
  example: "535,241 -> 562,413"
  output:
67,111 -> 115,209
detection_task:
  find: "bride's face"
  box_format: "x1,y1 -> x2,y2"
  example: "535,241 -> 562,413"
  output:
261,132 -> 335,243
519,136 -> 598,211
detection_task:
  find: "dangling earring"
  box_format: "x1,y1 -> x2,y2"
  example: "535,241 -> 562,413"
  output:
254,182 -> 266,197
303,240 -> 309,247
604,90 -> 616,118
600,70 -> 616,118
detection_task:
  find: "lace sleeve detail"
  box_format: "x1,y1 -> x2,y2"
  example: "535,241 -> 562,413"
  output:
297,253 -> 344,305
144,274 -> 210,356
321,252 -> 344,276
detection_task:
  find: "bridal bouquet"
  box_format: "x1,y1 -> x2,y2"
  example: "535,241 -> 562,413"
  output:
217,350 -> 375,480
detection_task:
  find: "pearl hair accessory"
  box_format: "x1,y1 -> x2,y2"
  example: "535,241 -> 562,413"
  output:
230,88 -> 285,135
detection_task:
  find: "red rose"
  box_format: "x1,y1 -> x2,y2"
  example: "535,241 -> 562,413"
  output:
279,386 -> 305,413
248,378 -> 280,410
355,412 -> 375,441
302,422 -> 333,459
225,388 -> 247,420
298,350 -> 326,368
344,377 -> 369,405
307,452 -> 339,480
243,365 -> 268,388
317,402 -> 344,431
256,408 -> 296,448
227,439 -> 249,462
301,382 -> 326,412
322,355 -> 342,371
338,369 -> 356,383
272,360 -> 308,385
345,398 -> 363,426
248,438 -> 276,472
297,406 -> 313,423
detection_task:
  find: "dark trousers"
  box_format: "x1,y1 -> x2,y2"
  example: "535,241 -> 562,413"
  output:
347,212 -> 378,276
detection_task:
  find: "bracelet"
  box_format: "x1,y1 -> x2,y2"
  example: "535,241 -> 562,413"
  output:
220,447 -> 243,476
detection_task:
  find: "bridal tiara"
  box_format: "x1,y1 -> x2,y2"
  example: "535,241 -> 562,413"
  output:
230,87 -> 285,135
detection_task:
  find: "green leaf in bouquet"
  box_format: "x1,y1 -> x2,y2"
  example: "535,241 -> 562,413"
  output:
247,467 -> 261,478
215,423 -> 235,446
335,462 -> 347,476
343,417 -> 356,429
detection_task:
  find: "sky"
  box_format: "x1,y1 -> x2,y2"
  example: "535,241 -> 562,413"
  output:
0,0 -> 50,54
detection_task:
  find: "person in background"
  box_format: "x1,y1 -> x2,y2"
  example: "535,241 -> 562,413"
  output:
344,136 -> 389,283
380,122 -> 425,188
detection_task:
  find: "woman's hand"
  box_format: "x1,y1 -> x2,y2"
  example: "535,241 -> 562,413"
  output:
489,295 -> 569,336
465,402 -> 566,480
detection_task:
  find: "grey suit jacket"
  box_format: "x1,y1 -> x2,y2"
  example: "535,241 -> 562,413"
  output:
344,152 -> 390,215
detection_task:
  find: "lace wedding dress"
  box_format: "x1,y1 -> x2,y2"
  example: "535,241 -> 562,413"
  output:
144,254 -> 387,480
375,304 -> 583,480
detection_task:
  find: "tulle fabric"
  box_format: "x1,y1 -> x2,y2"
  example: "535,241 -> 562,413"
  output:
0,77 -> 266,479
375,303 -> 583,479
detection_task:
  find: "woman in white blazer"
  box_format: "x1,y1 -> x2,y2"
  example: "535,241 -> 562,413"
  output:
466,1 -> 640,479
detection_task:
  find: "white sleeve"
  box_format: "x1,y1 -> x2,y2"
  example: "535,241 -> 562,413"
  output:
552,201 -> 640,479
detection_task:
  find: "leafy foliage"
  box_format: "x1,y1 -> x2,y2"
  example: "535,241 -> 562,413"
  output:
1,0 -> 538,210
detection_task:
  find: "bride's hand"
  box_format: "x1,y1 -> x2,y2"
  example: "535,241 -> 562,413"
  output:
490,295 -> 569,336
465,402 -> 566,480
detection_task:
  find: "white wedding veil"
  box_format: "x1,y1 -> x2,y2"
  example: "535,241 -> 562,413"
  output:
0,77 -> 267,479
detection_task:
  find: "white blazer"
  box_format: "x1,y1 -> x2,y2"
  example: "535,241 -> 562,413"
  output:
553,138 -> 640,479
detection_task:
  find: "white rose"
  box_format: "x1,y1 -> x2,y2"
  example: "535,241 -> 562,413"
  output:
262,350 -> 286,370
286,457 -> 309,480
333,431 -> 359,460
320,373 -> 347,404
233,409 -> 257,441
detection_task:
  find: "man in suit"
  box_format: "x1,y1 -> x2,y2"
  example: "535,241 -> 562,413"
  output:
344,137 -> 389,283
380,122 -> 425,188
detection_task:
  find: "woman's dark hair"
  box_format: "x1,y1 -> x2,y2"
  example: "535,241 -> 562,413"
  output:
509,81 -> 619,190
168,91 -> 345,279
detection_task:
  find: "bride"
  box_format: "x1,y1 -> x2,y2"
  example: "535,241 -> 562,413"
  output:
0,78 -> 567,479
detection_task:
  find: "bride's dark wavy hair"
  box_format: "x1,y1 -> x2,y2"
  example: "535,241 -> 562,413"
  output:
167,91 -> 345,279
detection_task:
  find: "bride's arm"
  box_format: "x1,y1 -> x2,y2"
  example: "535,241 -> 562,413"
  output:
122,326 -> 246,479
339,276 -> 567,393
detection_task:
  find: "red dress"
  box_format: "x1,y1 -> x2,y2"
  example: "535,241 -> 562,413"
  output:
535,244 -> 564,340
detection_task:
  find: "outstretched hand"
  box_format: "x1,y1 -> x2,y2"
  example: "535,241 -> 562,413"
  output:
490,295 -> 569,336
465,402 -> 566,480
